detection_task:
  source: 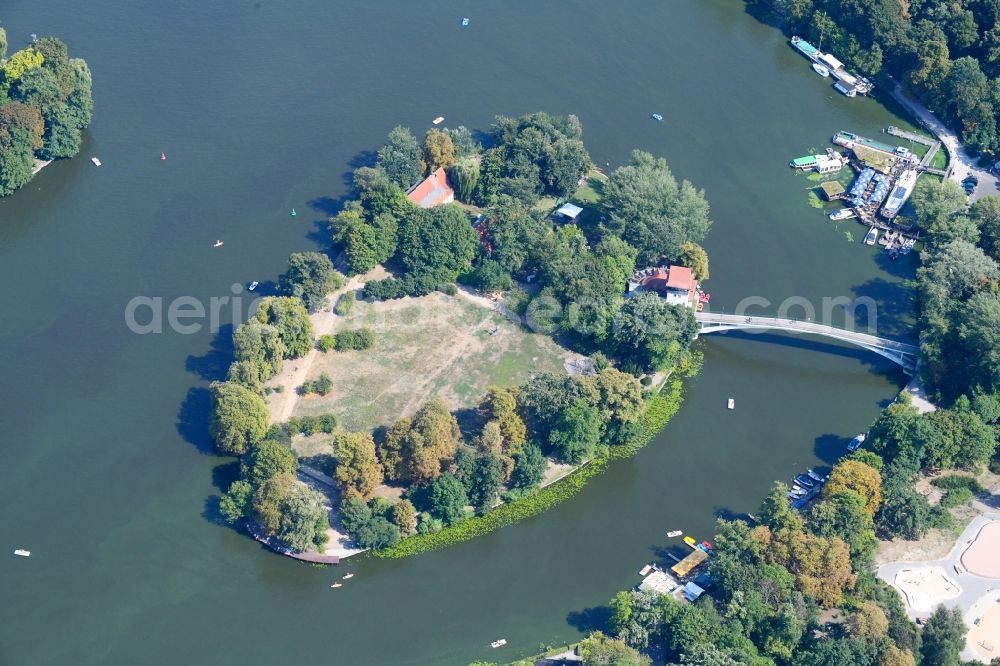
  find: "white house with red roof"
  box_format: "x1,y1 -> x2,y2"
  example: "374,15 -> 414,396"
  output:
627,265 -> 699,308
406,167 -> 455,208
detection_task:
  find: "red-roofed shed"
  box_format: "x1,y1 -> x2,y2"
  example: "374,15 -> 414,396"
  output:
406,167 -> 455,208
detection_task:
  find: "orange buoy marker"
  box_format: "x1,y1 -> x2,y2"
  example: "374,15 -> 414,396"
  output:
161,152 -> 167,161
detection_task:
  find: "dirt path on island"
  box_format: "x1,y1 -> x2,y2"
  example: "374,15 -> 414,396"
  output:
273,276 -> 364,422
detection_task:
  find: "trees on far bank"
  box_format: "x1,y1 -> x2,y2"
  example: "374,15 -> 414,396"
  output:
209,380 -> 269,455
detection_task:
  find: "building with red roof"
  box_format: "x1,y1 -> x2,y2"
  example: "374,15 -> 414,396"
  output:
406,167 -> 455,208
628,265 -> 699,308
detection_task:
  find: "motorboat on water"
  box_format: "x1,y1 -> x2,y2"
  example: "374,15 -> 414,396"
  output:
807,469 -> 825,483
847,433 -> 866,452
727,398 -> 735,409
432,116 -> 445,125
13,549 -> 30,557
491,639 -> 507,649
461,18 -> 470,27
248,281 -> 259,291
864,227 -> 879,245
666,530 -> 682,538
91,157 -> 102,166
213,240 -> 224,248
829,208 -> 856,221
342,573 -> 354,580
812,63 -> 830,77
651,113 -> 664,122
330,582 -> 342,588
795,475 -> 815,488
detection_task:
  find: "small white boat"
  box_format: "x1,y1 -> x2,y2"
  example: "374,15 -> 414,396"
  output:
666,530 -> 682,538
727,398 -> 735,410
651,113 -> 664,122
247,281 -> 259,291
864,227 -> 878,245
213,240 -> 224,248
812,63 -> 830,77
432,116 -> 444,125
342,573 -> 354,580
461,18 -> 470,27
829,208 -> 856,221
330,582 -> 343,588
90,157 -> 102,166
639,564 -> 653,576
13,549 -> 30,557
847,433 -> 866,452
491,639 -> 507,649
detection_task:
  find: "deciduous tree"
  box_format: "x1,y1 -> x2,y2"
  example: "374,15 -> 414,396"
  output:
823,460 -> 882,516
209,381 -> 270,455
278,251 -> 343,313
332,431 -> 384,499
376,125 -> 422,189
255,296 -> 314,358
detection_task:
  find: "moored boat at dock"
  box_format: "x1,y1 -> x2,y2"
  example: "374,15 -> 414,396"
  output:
829,208 -> 856,221
847,433 -> 866,452
812,63 -> 830,77
880,169 -> 918,219
864,227 -> 879,245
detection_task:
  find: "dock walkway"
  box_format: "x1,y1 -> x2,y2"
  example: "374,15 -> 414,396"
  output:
885,125 -> 946,175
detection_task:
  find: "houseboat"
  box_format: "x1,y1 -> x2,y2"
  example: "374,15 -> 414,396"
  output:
881,169 -> 918,219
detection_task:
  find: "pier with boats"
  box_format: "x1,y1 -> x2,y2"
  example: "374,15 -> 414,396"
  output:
790,36 -> 873,97
789,127 -> 941,259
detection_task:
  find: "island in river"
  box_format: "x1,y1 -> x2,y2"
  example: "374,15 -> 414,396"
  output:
0,28 -> 94,197
211,113 -> 714,560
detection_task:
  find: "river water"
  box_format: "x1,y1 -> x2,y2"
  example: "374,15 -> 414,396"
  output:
0,1 -> 916,664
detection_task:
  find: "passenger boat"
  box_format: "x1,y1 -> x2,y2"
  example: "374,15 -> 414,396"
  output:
13,549 -> 30,557
829,208 -> 856,221
864,227 -> 878,245
248,281 -> 259,291
491,639 -> 507,649
666,530 -> 682,538
213,240 -> 224,248
847,433 -> 866,452
683,536 -> 697,547
812,63 -> 830,77
651,113 -> 664,122
807,469 -> 825,483
90,157 -> 102,166
727,398 -> 735,409
795,475 -> 815,488
639,564 -> 653,576
432,116 -> 445,124
881,169 -> 918,219
342,573 -> 354,580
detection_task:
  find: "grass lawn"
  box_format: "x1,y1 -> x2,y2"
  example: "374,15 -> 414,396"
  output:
290,292 -> 583,431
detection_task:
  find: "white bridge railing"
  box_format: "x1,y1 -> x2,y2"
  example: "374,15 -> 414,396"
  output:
694,311 -> 918,373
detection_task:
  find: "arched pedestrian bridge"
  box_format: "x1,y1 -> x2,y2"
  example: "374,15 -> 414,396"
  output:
694,312 -> 919,374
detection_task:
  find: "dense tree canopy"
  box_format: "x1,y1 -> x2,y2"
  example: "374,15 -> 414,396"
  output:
376,125 -> 423,190
254,296 -> 314,359
277,252 -> 343,313
209,381 -> 269,455
379,400 -> 461,484
603,150 -> 712,264
332,431 -> 384,499
610,292 -> 698,372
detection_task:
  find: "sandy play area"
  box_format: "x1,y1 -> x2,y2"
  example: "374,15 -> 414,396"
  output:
894,567 -> 962,611
961,521 -> 1000,578
967,593 -> 1000,662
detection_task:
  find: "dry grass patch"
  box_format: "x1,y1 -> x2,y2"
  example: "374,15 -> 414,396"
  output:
288,292 -> 582,431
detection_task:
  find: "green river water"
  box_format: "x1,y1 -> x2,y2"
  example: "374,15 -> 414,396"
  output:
0,1 -> 919,664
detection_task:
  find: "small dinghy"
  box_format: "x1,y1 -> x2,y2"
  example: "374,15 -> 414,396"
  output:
666,530 -> 682,538
248,281 -> 259,291
432,116 -> 444,125
651,113 -> 664,122
727,398 -> 735,409
330,582 -> 343,588
461,18 -> 470,27
13,549 -> 30,557
91,157 -> 102,166
639,564 -> 653,576
491,639 -> 507,649
342,573 -> 354,580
